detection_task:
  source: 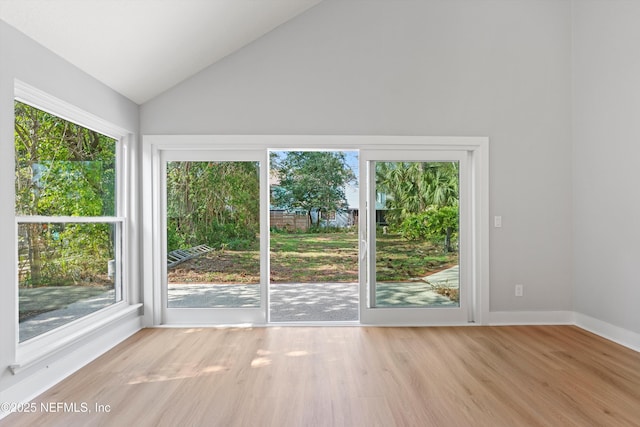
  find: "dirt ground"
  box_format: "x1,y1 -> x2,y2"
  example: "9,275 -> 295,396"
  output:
167,250 -> 359,284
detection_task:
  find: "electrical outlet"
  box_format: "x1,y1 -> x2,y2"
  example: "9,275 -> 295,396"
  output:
515,284 -> 524,297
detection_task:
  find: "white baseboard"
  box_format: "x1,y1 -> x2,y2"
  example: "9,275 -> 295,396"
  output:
574,312 -> 640,353
0,312 -> 143,420
488,310 -> 575,325
487,310 -> 639,353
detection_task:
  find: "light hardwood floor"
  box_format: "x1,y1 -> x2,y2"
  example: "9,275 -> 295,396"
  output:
2,326 -> 640,426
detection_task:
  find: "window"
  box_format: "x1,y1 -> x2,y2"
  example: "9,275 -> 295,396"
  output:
15,98 -> 124,342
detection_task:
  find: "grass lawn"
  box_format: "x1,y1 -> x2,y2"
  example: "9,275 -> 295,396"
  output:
270,232 -> 359,282
169,231 -> 457,284
375,233 -> 457,281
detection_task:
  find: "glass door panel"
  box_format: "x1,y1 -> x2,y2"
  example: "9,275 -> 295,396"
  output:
268,150 -> 359,323
166,161 -> 261,308
160,150 -> 267,324
360,150 -> 470,324
374,161 -> 460,308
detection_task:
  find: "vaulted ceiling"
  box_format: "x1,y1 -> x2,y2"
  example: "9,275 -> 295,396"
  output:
0,0 -> 322,104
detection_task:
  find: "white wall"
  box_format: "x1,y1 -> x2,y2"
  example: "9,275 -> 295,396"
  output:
142,0 -> 574,314
572,1 -> 640,335
0,19 -> 140,405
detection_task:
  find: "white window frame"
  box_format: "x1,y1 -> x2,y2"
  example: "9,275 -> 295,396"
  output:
143,135 -> 489,327
11,81 -> 139,373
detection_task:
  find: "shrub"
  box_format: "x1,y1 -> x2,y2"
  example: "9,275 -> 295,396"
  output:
399,206 -> 459,253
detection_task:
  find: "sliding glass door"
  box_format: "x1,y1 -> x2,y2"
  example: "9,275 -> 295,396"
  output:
359,150 -> 472,324
160,149 -> 268,324
145,136 -> 486,326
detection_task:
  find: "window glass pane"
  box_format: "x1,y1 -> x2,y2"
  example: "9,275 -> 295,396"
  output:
268,150 -> 359,322
14,101 -> 116,216
18,222 -> 122,342
166,161 -> 261,308
374,161 -> 460,307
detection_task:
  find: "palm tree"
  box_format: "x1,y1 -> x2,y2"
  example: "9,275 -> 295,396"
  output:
376,161 -> 459,252
376,161 -> 459,224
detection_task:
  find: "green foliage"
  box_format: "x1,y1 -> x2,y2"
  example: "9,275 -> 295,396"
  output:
167,222 -> 188,252
376,161 -> 459,251
18,223 -> 114,287
14,101 -> 117,287
271,151 -> 355,225
398,212 -> 430,241
307,224 -> 352,234
53,223 -> 112,285
203,222 -> 256,251
14,101 -> 116,217
398,206 -> 459,253
166,161 -> 260,252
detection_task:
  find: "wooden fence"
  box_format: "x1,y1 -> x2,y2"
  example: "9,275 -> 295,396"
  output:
270,211 -> 310,231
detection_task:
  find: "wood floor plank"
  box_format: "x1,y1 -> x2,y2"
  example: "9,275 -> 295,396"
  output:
2,326 -> 639,426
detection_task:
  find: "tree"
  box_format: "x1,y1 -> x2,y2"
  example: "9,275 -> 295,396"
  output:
398,206 -> 459,253
14,101 -> 116,286
376,161 -> 459,251
271,152 -> 355,226
166,161 -> 260,251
